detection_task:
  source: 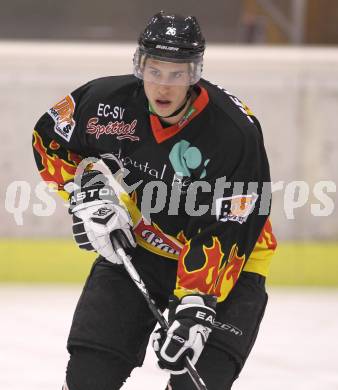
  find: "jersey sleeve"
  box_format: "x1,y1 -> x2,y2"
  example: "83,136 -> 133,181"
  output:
175,120 -> 273,302
32,82 -> 93,200
243,217 -> 277,276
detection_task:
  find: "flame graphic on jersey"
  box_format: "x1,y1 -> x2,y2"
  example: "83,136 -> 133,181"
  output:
130,190 -> 138,204
257,218 -> 277,250
242,101 -> 254,117
49,140 -> 60,150
177,237 -> 245,301
33,130 -> 81,190
176,230 -> 188,244
214,244 -> 245,299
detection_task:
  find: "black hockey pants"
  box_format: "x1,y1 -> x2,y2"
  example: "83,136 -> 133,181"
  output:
65,247 -> 268,390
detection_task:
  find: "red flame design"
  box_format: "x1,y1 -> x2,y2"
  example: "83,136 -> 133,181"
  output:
33,130 -> 81,189
177,238 -> 246,300
176,230 -> 188,244
257,218 -> 277,250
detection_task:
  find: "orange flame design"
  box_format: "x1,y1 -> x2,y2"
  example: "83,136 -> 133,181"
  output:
214,244 -> 245,299
176,230 -> 188,244
33,130 -> 81,190
130,190 -> 138,204
49,140 -> 60,150
177,238 -> 246,301
257,218 -> 277,250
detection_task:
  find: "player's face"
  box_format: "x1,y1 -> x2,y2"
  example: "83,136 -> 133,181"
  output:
143,59 -> 190,118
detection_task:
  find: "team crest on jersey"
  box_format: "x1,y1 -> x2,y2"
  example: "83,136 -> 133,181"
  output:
216,193 -> 258,224
48,95 -> 76,142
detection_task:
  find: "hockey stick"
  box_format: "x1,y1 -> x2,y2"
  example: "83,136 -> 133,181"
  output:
113,242 -> 208,390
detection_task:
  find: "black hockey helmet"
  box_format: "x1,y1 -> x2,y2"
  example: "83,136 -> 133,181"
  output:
134,11 -> 205,85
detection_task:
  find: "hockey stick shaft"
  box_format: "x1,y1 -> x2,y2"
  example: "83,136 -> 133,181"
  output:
114,246 -> 208,390
89,161 -> 207,389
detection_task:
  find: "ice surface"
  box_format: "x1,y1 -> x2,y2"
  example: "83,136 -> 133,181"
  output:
0,286 -> 337,390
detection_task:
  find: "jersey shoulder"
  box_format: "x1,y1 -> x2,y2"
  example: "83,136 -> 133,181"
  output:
200,78 -> 263,141
197,79 -> 266,177
76,74 -> 140,102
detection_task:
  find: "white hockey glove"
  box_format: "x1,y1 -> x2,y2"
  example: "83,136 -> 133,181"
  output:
67,170 -> 136,264
152,294 -> 217,375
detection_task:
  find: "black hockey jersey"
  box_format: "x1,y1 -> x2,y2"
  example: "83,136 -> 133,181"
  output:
33,75 -> 277,302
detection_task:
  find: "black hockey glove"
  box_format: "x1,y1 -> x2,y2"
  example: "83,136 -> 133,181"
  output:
66,170 -> 136,264
152,294 -> 217,375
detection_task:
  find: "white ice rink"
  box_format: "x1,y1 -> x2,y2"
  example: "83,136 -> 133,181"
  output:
1,286 -> 338,390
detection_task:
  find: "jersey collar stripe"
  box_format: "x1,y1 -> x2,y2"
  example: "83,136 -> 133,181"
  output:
150,86 -> 209,144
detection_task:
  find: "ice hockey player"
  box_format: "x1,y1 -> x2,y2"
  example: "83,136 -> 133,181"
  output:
33,11 -> 277,390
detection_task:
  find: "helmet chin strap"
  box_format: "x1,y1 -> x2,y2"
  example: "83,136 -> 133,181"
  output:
149,90 -> 192,119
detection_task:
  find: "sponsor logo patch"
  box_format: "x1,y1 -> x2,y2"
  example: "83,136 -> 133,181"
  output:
48,95 -> 76,142
86,117 -> 139,141
216,194 -> 258,224
134,219 -> 181,256
169,140 -> 210,187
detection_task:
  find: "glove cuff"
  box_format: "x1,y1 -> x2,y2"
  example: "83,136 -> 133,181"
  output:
180,294 -> 217,309
70,184 -> 117,208
168,294 -> 217,328
170,293 -> 217,310
67,170 -> 119,213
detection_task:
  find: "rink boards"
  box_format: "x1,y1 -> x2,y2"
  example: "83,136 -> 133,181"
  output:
1,240 -> 338,286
